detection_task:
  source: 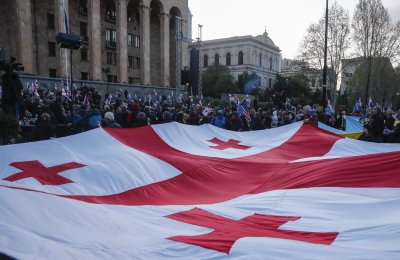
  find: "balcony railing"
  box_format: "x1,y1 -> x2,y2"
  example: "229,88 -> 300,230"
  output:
105,41 -> 116,50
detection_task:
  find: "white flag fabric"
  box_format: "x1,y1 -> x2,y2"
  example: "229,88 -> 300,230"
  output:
1,122 -> 400,259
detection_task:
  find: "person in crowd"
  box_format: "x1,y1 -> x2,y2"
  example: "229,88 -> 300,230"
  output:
341,111 -> 347,131
33,113 -> 56,141
359,106 -> 385,142
83,106 -> 102,130
383,110 -> 395,143
162,111 -> 174,123
211,109 -> 227,129
303,105 -> 318,126
227,111 -> 242,131
271,110 -> 278,128
102,111 -> 121,128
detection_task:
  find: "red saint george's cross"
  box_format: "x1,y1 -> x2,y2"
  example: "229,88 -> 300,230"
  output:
167,208 -> 338,254
208,138 -> 251,150
3,160 -> 85,185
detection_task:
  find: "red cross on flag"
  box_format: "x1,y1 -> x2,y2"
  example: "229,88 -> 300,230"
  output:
1,122 -> 400,259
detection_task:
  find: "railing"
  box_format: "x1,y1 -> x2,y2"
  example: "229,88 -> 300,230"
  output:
105,41 -> 116,50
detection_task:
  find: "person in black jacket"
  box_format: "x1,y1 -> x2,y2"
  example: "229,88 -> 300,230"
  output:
1,71 -> 23,121
360,106 -> 385,143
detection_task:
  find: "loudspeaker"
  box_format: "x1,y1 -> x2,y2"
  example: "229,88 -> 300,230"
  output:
181,70 -> 190,86
56,33 -> 88,50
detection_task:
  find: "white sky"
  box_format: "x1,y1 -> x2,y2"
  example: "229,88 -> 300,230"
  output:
188,0 -> 400,59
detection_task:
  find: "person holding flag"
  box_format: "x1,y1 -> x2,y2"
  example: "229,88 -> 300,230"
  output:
237,99 -> 251,130
245,94 -> 251,108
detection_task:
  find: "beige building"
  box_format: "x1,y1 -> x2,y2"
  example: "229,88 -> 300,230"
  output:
193,31 -> 281,89
0,0 -> 190,87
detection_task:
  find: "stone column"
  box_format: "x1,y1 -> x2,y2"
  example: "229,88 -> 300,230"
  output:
16,0 -> 35,75
55,0 -> 69,78
140,3 -> 150,85
160,12 -> 170,87
89,0 -> 102,81
116,0 -> 128,83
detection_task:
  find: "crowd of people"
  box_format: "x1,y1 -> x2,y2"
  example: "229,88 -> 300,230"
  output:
1,80 -> 400,144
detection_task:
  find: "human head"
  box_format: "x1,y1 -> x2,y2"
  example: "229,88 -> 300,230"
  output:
104,111 -> 114,122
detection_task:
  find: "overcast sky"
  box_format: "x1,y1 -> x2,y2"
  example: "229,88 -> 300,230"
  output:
188,0 -> 400,59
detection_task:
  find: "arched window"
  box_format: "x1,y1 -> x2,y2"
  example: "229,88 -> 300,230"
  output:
259,54 -> 262,67
226,53 -> 231,66
238,51 -> 244,65
214,53 -> 220,66
204,55 -> 208,67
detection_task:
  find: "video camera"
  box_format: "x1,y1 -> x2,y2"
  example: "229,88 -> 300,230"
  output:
0,48 -> 24,73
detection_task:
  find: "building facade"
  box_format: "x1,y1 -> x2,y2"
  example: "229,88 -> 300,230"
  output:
338,58 -> 363,95
0,0 -> 190,87
191,31 -> 281,89
280,58 -> 323,93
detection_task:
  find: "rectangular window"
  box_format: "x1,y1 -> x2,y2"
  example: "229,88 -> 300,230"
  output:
48,42 -> 56,57
128,34 -> 133,46
105,4 -> 116,21
128,56 -> 134,68
106,52 -> 117,65
81,72 -> 88,80
134,57 -> 140,69
79,0 -> 88,15
133,35 -> 140,48
105,28 -> 117,49
47,13 -> 55,30
49,69 -> 57,78
81,48 -> 88,61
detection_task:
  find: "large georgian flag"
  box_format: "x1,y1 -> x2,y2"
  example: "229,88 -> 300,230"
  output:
1,122 -> 400,259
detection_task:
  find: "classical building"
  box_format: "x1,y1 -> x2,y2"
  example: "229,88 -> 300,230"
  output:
191,31 -> 281,90
0,0 -> 190,87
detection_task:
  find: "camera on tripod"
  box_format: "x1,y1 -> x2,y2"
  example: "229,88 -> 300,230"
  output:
0,48 -> 24,73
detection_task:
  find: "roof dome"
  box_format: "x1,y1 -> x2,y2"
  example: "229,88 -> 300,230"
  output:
255,30 -> 276,47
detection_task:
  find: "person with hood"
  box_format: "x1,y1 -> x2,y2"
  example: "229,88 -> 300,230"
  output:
211,109 -> 227,129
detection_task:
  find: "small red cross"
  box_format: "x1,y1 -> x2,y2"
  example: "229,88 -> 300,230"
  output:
3,160 -> 86,186
167,208 -> 338,254
208,138 -> 251,150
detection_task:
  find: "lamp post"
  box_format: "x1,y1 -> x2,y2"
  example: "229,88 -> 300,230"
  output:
322,0 -> 329,107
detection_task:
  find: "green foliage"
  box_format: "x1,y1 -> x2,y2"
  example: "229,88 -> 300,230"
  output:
274,74 -> 311,99
202,65 -> 238,98
348,58 -> 397,107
